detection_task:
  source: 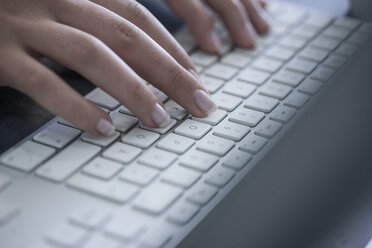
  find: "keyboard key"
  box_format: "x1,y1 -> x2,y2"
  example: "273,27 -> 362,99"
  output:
359,23 -> 372,34
311,67 -> 335,82
229,107 -> 265,127
284,92 -> 310,109
197,134 -> 235,156
179,149 -> 219,172
280,34 -> 307,50
221,52 -> 252,68
84,235 -> 121,248
335,43 -> 358,56
149,85 -> 168,103
140,119 -> 177,134
139,227 -> 173,248
334,17 -> 361,30
122,128 -> 159,148
293,24 -> 319,39
36,141 -> 100,182
192,109 -> 227,125
222,149 -> 252,171
245,94 -> 279,113
205,166 -> 235,187
102,142 -> 141,164
69,206 -> 110,230
212,92 -> 242,111
68,173 -> 139,203
162,165 -> 201,188
323,24 -> 351,40
323,55 -> 346,69
164,100 -> 188,120
133,182 -> 182,215
111,112 -> 138,132
85,88 -> 119,110
298,46 -> 329,62
0,201 -> 19,225
251,57 -> 283,73
82,157 -> 122,180
104,211 -> 146,241
46,224 -> 89,248
0,173 -> 11,192
237,68 -> 270,85
304,13 -> 332,29
266,45 -> 295,61
175,119 -> 211,139
157,133 -> 195,154
200,75 -> 224,94
205,63 -> 239,80
286,58 -> 317,74
311,35 -> 340,50
213,119 -> 250,141
298,78 -> 323,95
1,141 -> 55,172
222,79 -> 256,98
272,69 -> 305,86
82,131 -> 120,147
33,123 -> 81,149
190,51 -> 218,66
174,28 -> 196,53
239,133 -> 268,154
167,201 -> 199,225
138,148 -> 177,170
187,183 -> 218,205
270,105 -> 296,124
119,163 -> 158,186
254,119 -> 282,139
119,105 -> 134,116
259,81 -> 292,100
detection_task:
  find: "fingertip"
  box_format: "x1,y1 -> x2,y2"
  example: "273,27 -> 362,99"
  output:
96,116 -> 115,136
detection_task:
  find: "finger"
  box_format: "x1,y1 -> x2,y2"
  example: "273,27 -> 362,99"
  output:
242,0 -> 271,34
205,0 -> 258,48
259,0 -> 267,9
91,0 -> 197,73
165,0 -> 222,54
21,20 -> 171,128
0,49 -> 114,136
51,0 -> 217,117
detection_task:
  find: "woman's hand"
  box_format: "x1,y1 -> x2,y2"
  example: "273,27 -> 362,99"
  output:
165,0 -> 271,53
0,0 -> 217,135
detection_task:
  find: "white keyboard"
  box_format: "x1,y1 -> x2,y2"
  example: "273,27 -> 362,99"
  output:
0,1 -> 371,248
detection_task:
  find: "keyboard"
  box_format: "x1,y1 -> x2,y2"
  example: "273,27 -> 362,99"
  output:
0,1 -> 371,247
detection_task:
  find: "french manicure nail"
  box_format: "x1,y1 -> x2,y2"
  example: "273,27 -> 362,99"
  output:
211,32 -> 223,53
96,118 -> 115,135
194,89 -> 217,115
151,103 -> 171,128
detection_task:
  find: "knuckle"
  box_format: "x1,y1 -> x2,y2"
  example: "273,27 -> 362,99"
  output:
72,35 -> 101,65
126,1 -> 149,21
169,66 -> 188,89
112,21 -> 140,48
27,69 -> 48,92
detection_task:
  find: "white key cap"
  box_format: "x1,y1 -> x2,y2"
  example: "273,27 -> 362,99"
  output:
179,149 -> 218,172
270,105 -> 296,124
139,228 -> 173,248
119,105 -> 134,116
149,86 -> 168,103
157,133 -> 195,154
190,51 -> 218,66
82,131 -> 120,147
111,112 -> 138,132
46,224 -> 89,248
237,68 -> 270,85
245,94 -> 278,113
335,43 -> 358,56
200,75 -> 224,94
222,149 -> 252,171
234,47 -> 261,58
69,206 -> 110,230
205,166 -> 235,187
85,88 -> 119,110
104,211 -> 146,241
205,63 -> 238,80
229,107 -> 264,127
0,201 -> 19,225
284,92 -> 310,109
286,58 -> 317,74
140,119 -> 177,134
133,182 -> 182,215
1,141 -> 55,172
293,24 -> 319,39
36,141 -> 100,182
84,235 -> 121,248
252,57 -> 283,73
266,45 -> 295,61
299,47 -> 329,62
194,65 -> 204,74
276,7 -> 306,25
164,100 -> 188,120
239,133 -> 267,154
311,67 -> 335,82
259,81 -> 292,100
298,78 -> 323,95
280,34 -> 307,50
213,92 -> 242,113
102,142 -> 141,164
272,69 -> 305,86
33,123 -> 81,149
68,173 -> 139,203
197,134 -> 234,156
0,173 -> 11,192
167,201 -> 199,225
221,52 -> 252,68
58,118 -> 78,129
213,119 -> 250,141
304,14 -> 332,29
82,157 -> 122,180
187,183 -> 218,205
334,17 -> 361,29
138,148 -> 177,170
122,128 -> 159,148
192,109 -> 227,125
323,55 -> 346,68
162,165 -> 201,188
311,35 -> 340,50
323,24 -> 351,40
222,79 -> 256,98
119,163 -> 158,186
175,119 -> 211,139
359,23 -> 372,34
254,119 -> 282,138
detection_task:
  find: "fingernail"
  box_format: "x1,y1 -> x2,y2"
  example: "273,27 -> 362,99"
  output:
194,89 -> 217,114
189,69 -> 200,80
151,103 -> 171,128
210,32 -> 223,53
96,118 -> 115,135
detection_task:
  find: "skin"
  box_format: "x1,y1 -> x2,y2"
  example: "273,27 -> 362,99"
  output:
0,0 -> 270,135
